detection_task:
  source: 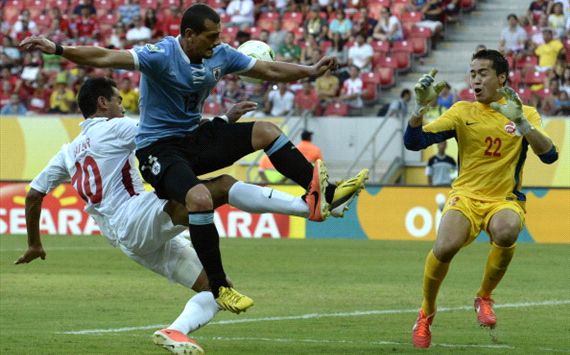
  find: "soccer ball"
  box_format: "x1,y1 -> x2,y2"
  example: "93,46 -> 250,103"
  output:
237,40 -> 275,84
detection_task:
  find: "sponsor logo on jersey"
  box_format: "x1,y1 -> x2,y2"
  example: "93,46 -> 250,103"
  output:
145,44 -> 164,53
504,121 -> 517,135
213,67 -> 222,81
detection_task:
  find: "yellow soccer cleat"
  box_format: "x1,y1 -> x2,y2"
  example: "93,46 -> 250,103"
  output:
330,168 -> 369,218
216,286 -> 254,314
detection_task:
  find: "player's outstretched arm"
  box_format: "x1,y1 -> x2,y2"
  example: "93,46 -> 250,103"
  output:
244,55 -> 338,82
15,188 -> 47,264
19,36 -> 135,70
490,87 -> 557,162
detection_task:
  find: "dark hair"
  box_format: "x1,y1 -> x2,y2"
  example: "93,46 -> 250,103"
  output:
507,13 -> 518,21
401,89 -> 411,98
77,77 -> 117,118
180,4 -> 220,36
471,49 -> 509,84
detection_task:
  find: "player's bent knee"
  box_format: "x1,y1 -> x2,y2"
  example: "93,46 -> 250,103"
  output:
191,270 -> 210,292
491,224 -> 519,246
253,121 -> 281,144
186,185 -> 214,211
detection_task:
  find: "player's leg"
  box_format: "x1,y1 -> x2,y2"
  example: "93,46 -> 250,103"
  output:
413,209 -> 472,348
475,207 -> 523,328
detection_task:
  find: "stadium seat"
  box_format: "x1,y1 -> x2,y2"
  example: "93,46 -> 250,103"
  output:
508,70 -> 522,89
392,40 -> 414,54
161,0 -> 180,9
409,26 -> 433,39
516,87 -> 532,104
139,0 -> 159,8
533,87 -> 552,101
25,0 -> 46,9
292,27 -> 305,41
460,0 -> 476,11
3,0 -> 24,23
319,40 -> 333,53
370,40 -> 390,54
458,88 -> 475,101
376,55 -> 401,71
324,102 -> 349,117
391,50 -> 412,72
247,26 -> 262,39
206,0 -> 225,9
372,51 -> 387,68
409,36 -> 428,56
282,11 -> 304,24
361,71 -> 381,85
391,2 -> 407,16
99,13 -> 119,26
203,101 -> 222,116
401,11 -> 423,23
221,27 -> 239,44
94,0 -> 114,9
369,0 -> 391,7
34,14 -> 51,30
514,55 -> 538,70
46,0 -> 68,10
361,82 -> 378,102
257,12 -> 280,31
367,2 -> 386,18
523,71 -> 546,86
376,67 -> 396,88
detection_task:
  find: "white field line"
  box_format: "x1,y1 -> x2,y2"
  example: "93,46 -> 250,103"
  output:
61,299 -> 570,335
0,246 -> 110,252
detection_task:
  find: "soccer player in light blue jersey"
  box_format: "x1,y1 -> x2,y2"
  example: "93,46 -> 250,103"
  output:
20,3 -> 368,318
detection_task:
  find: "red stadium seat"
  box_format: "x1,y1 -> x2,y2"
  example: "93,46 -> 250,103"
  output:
401,11 -> 423,23
206,0 -> 225,9
361,71 -> 381,85
34,14 -> 51,30
361,82 -> 378,102
391,50 -> 411,72
370,40 -> 390,54
161,0 -> 180,9
372,51 -> 387,68
409,26 -> 433,39
409,36 -> 428,56
46,0 -> 69,10
3,0 -> 25,23
533,88 -> 552,101
391,40 -> 414,54
139,0 -> 159,8
257,12 -> 280,31
514,55 -> 538,70
376,55 -> 400,71
458,88 -> 475,101
508,70 -> 522,89
99,13 -> 119,25
282,11 -> 304,25
367,3 -> 386,19
319,40 -> 333,53
247,26 -> 262,39
292,27 -> 305,41
516,87 -> 532,104
523,71 -> 546,86
369,0 -> 391,6
25,0 -> 46,9
324,102 -> 349,117
221,26 -> 239,44
391,3 -> 407,16
203,101 -> 222,116
460,0 -> 476,11
376,67 -> 395,88
94,0 -> 114,9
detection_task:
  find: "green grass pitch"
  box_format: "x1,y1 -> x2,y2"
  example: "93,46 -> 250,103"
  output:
1,235 -> 569,354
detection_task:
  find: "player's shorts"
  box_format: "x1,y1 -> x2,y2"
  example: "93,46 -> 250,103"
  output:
136,120 -> 256,204
114,191 -> 203,288
442,193 -> 526,245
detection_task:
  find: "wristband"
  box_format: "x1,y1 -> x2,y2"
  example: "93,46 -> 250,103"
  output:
516,118 -> 534,135
215,115 -> 229,123
54,44 -> 64,56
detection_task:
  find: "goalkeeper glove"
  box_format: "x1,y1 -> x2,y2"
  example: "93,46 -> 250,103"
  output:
413,68 -> 447,117
489,87 -> 534,135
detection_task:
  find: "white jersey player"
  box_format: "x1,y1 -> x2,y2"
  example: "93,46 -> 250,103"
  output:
16,77 -> 321,355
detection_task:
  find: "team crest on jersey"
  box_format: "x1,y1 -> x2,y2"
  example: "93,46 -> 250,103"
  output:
504,121 -> 517,135
145,44 -> 164,53
213,67 -> 222,81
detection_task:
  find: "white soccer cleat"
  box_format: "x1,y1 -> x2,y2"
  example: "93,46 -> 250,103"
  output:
153,328 -> 204,354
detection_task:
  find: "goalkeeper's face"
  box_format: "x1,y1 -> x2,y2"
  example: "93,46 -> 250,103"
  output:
469,58 -> 505,104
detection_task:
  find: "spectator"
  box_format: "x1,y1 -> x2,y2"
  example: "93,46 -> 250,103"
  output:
328,9 -> 352,40
126,16 -> 152,45
300,36 -> 322,66
352,7 -> 378,39
13,18 -> 35,43
74,6 -> 99,43
11,10 -> 38,39
499,14 -> 527,58
304,5 -> 328,41
560,66 -> 570,96
277,32 -> 301,63
49,75 -> 75,114
297,130 -> 323,164
415,0 -> 444,45
0,94 -> 27,115
527,0 -> 549,25
243,83 -> 266,118
143,8 -> 160,39
28,74 -> 51,113
2,36 -> 21,62
325,33 -> 349,68
49,8 -> 71,39
259,29 -> 270,44
558,91 -> 570,115
73,0 -> 97,17
268,19 -> 288,53
0,80 -> 13,107
265,83 -> 295,116
541,79 -> 562,115
372,7 -> 404,42
425,141 -> 457,186
436,82 -> 455,109
119,0 -> 141,26
109,23 -> 128,49
534,28 -> 565,72
339,66 -> 363,110
295,81 -> 319,116
221,79 -> 245,111
348,33 -> 374,72
118,77 -> 139,115
548,2 -> 567,38
235,30 -> 251,46
46,18 -> 70,45
443,0 -> 461,22
226,0 -> 255,28
315,69 -> 340,101
385,88 -> 412,118
161,6 -> 182,37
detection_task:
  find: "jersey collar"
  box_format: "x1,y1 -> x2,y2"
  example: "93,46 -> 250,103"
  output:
475,97 -> 507,110
175,35 -> 191,64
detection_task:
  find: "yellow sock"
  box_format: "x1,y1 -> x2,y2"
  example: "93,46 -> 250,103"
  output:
477,242 -> 516,298
421,250 -> 450,316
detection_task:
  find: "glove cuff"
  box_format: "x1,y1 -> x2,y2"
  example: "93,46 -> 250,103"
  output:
413,103 -> 426,117
516,116 -> 534,135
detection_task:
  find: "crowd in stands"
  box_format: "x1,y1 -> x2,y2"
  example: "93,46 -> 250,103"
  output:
1,0 -> 567,117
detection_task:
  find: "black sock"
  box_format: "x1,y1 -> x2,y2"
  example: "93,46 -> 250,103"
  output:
267,138 -> 313,189
188,212 -> 228,298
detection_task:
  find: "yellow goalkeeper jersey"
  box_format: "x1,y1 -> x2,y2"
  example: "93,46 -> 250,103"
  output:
418,98 -> 553,202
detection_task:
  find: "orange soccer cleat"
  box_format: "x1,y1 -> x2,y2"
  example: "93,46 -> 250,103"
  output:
412,309 -> 434,348
305,159 -> 330,222
474,296 -> 497,328
152,328 -> 204,354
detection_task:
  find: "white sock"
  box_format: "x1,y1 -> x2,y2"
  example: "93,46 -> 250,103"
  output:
168,291 -> 220,334
228,181 -> 309,218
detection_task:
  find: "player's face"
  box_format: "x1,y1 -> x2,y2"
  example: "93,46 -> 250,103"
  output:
469,58 -> 505,104
106,88 -> 125,118
184,19 -> 221,61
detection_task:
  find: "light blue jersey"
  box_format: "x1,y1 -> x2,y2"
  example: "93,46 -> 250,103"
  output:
129,36 -> 256,148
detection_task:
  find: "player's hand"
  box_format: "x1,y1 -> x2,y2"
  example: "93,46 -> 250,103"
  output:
311,56 -> 338,77
19,35 -> 57,54
15,245 -> 46,264
225,101 -> 259,123
490,87 -> 534,135
414,69 -> 446,116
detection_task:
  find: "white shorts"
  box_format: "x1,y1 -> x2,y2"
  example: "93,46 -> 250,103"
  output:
114,192 -> 203,288
416,20 -> 442,32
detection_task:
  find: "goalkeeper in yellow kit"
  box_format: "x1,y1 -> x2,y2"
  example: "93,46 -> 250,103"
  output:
404,49 -> 558,348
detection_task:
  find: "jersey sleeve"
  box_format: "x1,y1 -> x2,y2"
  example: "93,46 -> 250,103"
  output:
129,42 -> 170,78
404,103 -> 460,151
524,105 -> 559,164
222,45 -> 257,75
113,118 -> 138,151
30,148 -> 71,194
